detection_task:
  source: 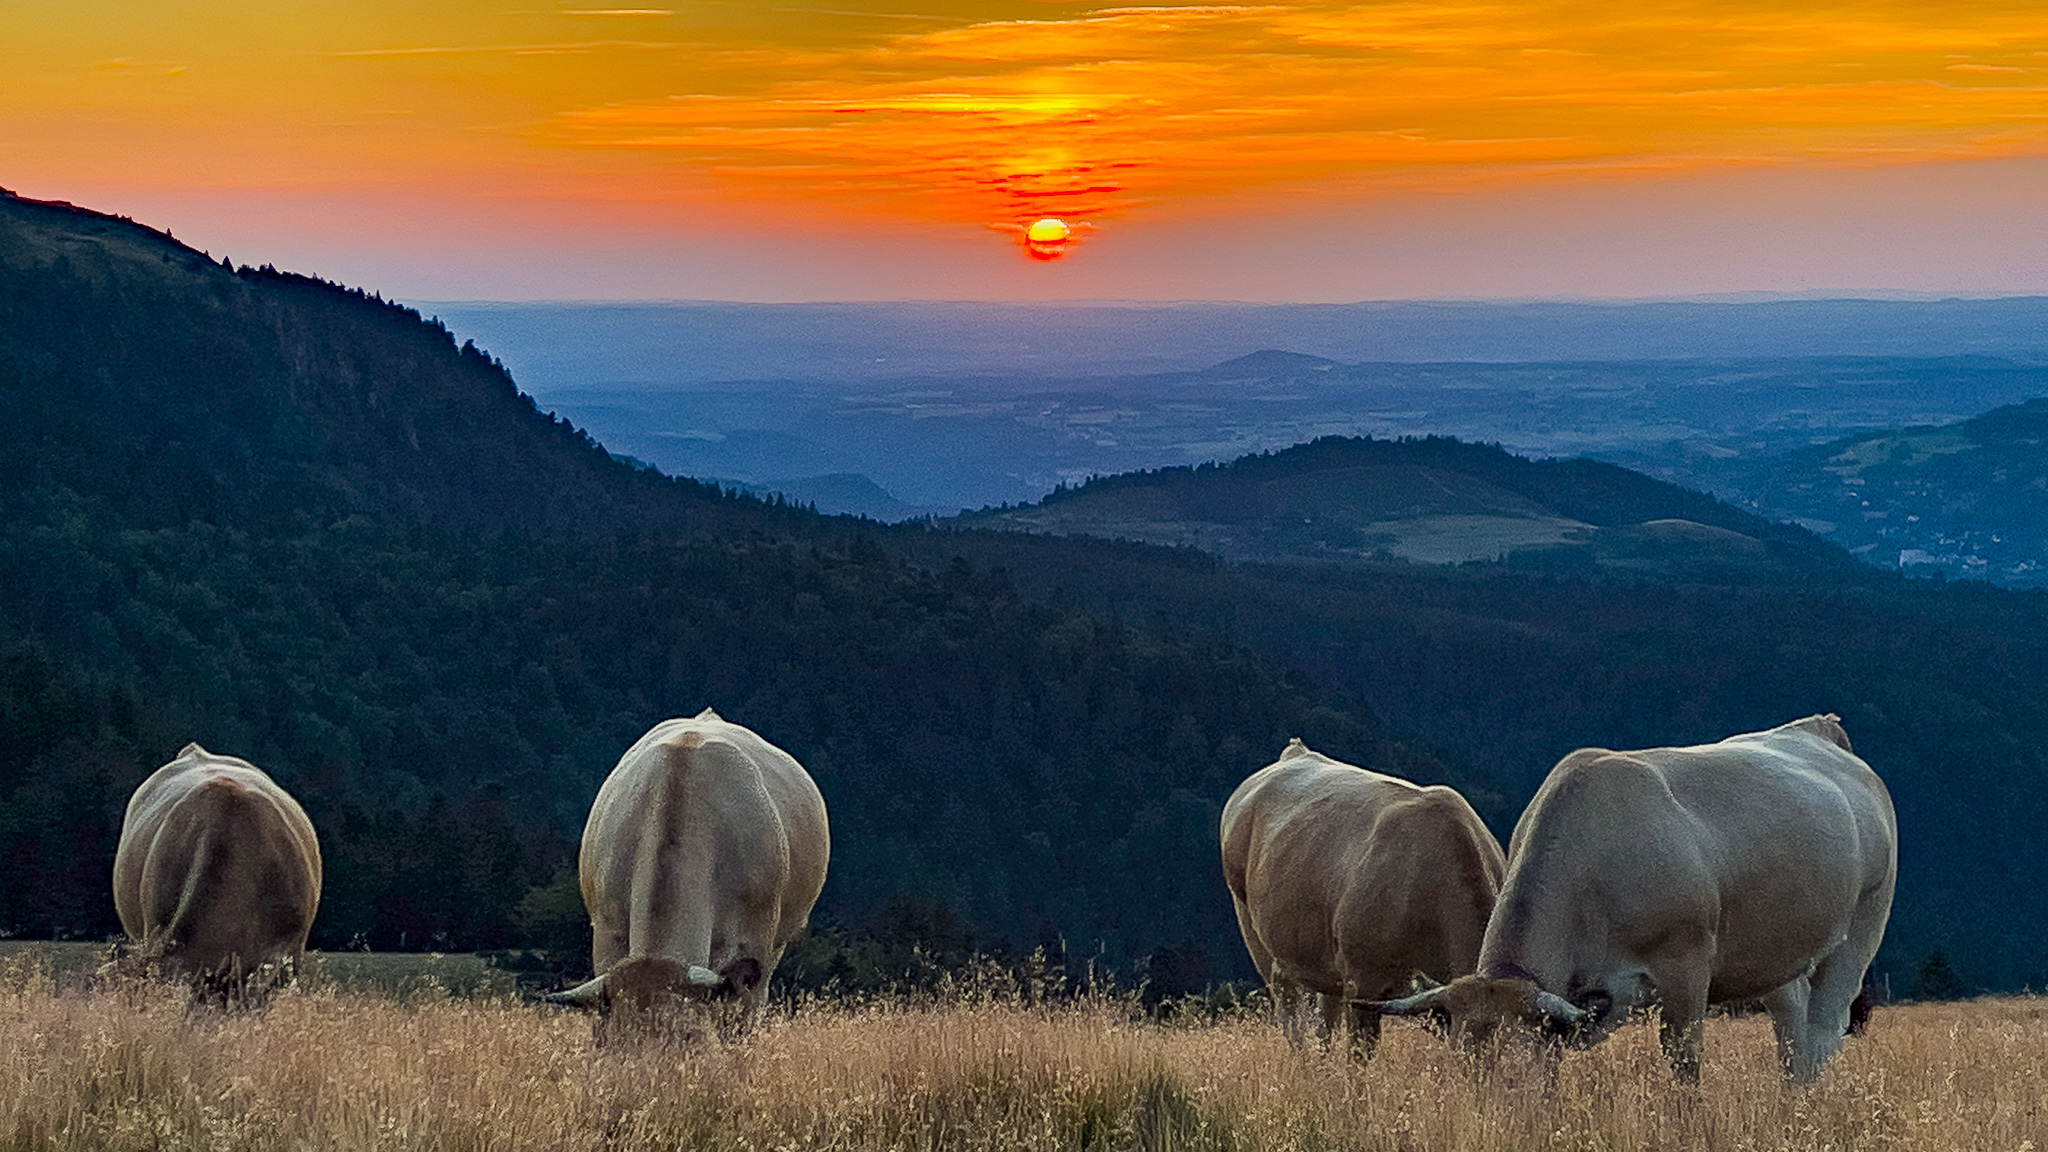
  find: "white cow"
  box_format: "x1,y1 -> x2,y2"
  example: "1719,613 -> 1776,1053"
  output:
1221,739 -> 1506,1054
1373,715 -> 1896,1081
112,743 -> 323,999
545,709 -> 829,1029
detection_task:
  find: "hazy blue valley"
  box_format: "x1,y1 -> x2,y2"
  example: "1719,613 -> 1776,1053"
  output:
435,301 -> 2048,584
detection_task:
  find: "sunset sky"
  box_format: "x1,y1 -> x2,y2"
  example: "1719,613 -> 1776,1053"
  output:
5,1 -> 2046,300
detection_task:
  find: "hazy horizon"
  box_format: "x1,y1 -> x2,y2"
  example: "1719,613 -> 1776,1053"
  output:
425,296 -> 2048,392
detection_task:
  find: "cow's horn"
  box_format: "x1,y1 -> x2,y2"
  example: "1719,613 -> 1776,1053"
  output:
1361,985 -> 1450,1015
687,965 -> 722,987
1534,991 -> 1586,1024
539,974 -> 608,1009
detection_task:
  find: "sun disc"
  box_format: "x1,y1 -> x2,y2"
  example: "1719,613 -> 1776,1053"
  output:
1026,217 -> 1071,243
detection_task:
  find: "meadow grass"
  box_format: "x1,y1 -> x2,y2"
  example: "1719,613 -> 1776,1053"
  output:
0,941 -> 523,999
2,951 -> 2042,1151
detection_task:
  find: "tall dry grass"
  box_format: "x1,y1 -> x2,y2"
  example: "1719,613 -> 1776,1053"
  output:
2,952 -> 2042,1151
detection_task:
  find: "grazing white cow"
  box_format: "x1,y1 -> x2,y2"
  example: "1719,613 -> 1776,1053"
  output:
112,743 -> 323,998
1373,715 -> 1896,1082
545,709 -> 829,1029
1221,738 -> 1506,1054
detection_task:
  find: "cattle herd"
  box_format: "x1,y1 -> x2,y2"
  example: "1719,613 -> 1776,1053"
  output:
106,706 -> 1895,1083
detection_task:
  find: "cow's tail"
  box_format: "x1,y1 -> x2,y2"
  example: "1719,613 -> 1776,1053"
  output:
628,740 -> 720,966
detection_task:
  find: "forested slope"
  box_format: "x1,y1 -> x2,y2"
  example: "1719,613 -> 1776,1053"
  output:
0,189 -> 1425,981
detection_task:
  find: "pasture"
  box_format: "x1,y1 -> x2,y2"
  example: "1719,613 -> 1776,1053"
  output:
1,951 -> 2041,1151
0,941 -> 523,999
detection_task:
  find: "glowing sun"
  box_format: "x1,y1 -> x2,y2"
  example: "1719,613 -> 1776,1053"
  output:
1024,217 -> 1074,260
1026,217 -> 1071,243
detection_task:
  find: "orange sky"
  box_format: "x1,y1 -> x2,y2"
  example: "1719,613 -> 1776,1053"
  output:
5,2 -> 2046,298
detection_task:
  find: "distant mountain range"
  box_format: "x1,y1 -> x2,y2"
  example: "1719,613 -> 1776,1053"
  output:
431,297 -> 2048,387
507,338 -> 2048,589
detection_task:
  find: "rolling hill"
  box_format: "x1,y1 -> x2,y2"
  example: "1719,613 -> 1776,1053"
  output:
959,434 -> 1857,579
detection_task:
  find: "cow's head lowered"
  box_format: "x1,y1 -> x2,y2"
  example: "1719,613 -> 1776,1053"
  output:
1363,973 -> 1611,1053
541,955 -> 764,1015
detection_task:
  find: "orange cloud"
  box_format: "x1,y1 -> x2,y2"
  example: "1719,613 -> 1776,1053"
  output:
525,2 -> 2048,241
6,1 -> 2045,249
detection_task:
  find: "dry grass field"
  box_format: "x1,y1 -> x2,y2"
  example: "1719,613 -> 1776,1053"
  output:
2,949 -> 2042,1151
0,941 -> 523,1000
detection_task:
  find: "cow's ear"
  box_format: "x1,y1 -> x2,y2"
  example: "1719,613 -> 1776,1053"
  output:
721,956 -> 763,995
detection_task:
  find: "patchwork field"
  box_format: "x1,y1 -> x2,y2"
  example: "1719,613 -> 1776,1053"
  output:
2,949 -> 2042,1151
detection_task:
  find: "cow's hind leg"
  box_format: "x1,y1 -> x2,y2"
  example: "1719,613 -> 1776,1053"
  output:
1316,990 -> 1343,1048
1762,977 -> 1815,1081
1273,981 -> 1311,1047
1781,892 -> 1889,1082
1796,952 -> 1868,1079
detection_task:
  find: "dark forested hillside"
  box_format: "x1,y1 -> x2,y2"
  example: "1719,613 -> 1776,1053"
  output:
0,189 -> 1422,981
6,187 -> 2048,998
0,190 -> 767,540
904,525 -> 2048,992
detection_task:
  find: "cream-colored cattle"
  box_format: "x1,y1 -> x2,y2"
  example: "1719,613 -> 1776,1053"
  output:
1374,715 -> 1896,1082
546,709 -> 829,1029
1220,739 -> 1506,1054
112,743 -> 323,998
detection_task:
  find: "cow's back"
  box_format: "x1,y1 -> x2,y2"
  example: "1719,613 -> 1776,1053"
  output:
113,744 -> 322,987
1223,741 -> 1503,999
580,711 -> 829,982
1338,785 -> 1504,992
1487,714 -> 1896,1007
1660,718 -> 1896,999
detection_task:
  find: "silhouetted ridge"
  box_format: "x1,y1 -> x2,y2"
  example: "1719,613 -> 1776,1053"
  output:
1035,434 -> 1851,572
1202,349 -> 1343,375
0,186 -> 764,539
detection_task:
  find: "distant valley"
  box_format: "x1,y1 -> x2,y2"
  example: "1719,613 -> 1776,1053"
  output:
1685,398 -> 2048,586
427,302 -> 2048,584
471,346 -> 2048,518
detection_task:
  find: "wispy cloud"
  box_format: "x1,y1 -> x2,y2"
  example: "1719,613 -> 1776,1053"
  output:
527,1 -> 2048,230
14,0 -> 2046,246
332,40 -> 690,57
